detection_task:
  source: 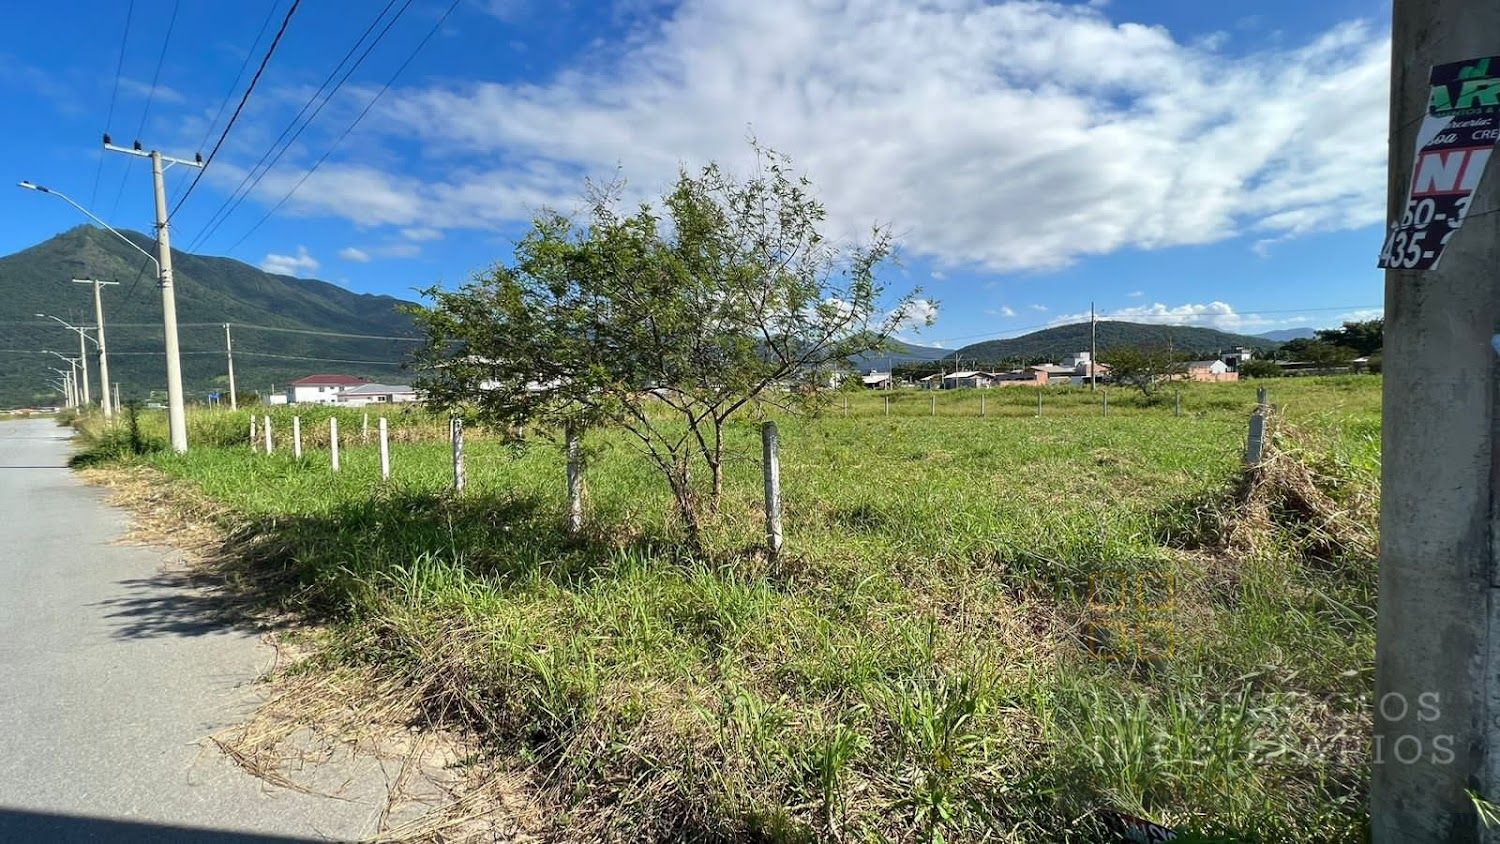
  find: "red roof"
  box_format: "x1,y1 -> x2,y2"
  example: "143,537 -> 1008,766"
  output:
289,374 -> 371,387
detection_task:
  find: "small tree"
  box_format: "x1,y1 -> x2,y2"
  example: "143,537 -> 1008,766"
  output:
409,148 -> 925,546
1104,345 -> 1186,396
1239,359 -> 1282,379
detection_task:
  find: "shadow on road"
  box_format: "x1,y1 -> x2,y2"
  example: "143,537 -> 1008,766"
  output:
92,569 -> 267,640
0,807 -> 318,842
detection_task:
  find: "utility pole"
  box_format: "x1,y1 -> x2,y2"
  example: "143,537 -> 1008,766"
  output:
1090,301 -> 1097,391
223,323 -> 237,410
104,138 -> 203,454
72,279 -> 118,419
1373,5 -> 1500,841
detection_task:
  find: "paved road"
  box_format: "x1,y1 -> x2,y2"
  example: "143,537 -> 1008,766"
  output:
0,418 -> 385,842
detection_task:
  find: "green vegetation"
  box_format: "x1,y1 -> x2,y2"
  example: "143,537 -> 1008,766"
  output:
948,320 -> 1275,366
75,376 -> 1380,842
0,225 -> 419,408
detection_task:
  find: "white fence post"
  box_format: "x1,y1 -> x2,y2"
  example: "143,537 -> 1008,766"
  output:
980,394 -> 985,417
1175,389 -> 1181,417
292,416 -> 302,459
329,417 -> 340,472
566,427 -> 583,534
378,417 -> 390,480
762,421 -> 783,559
362,412 -> 369,443
451,417 -> 466,493
263,415 -> 273,454
1037,391 -> 1042,417
249,415 -> 257,450
1245,409 -> 1267,466
884,396 -> 890,416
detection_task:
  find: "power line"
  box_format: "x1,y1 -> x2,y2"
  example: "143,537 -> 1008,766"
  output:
187,0 -> 410,250
170,0 -> 304,220
90,0 -> 137,208
193,2 -> 282,155
109,0 -> 180,218
224,0 -> 463,253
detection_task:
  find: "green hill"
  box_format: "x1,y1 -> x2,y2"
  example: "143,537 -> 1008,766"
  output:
948,320 -> 1276,365
0,226 -> 422,408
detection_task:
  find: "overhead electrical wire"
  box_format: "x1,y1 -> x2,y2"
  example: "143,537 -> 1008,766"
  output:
192,2 -> 282,156
223,0 -> 464,254
170,0 -> 304,220
90,0 -> 137,208
109,0 -> 180,219
187,0 -> 411,250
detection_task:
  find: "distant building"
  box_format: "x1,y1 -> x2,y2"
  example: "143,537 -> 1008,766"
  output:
1186,359 -> 1237,382
1220,347 -> 1255,372
336,383 -> 419,406
942,370 -> 993,389
288,374 -> 370,405
861,371 -> 895,390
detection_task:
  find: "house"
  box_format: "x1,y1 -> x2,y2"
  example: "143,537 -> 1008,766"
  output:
1030,364 -> 1081,385
861,371 -> 895,390
1186,359 -> 1238,382
991,368 -> 1048,386
1058,351 -> 1110,385
336,383 -> 419,406
942,370 -> 993,389
1220,347 -> 1255,372
288,374 -> 369,404
918,372 -> 946,390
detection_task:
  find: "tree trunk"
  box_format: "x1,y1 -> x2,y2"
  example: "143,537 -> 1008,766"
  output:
709,457 -> 724,515
669,459 -> 702,550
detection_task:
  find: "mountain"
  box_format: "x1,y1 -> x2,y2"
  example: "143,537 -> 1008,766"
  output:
0,226 -> 423,408
852,338 -> 949,369
947,320 -> 1276,365
1257,328 -> 1317,342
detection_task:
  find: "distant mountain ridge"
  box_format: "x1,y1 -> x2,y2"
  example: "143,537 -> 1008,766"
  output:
1256,328 -> 1317,342
0,226 -> 422,407
944,320 -> 1276,365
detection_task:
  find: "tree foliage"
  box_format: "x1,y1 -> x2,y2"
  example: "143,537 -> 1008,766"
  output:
408,148 -> 924,544
1103,345 -> 1187,395
1314,319 -> 1383,357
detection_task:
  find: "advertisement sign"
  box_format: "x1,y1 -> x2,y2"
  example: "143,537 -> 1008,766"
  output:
1378,56 -> 1500,271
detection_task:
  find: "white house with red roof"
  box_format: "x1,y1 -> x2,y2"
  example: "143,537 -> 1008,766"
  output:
288,374 -> 370,405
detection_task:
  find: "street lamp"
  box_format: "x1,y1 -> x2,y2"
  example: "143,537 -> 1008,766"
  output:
18,179 -> 186,451
36,313 -> 96,409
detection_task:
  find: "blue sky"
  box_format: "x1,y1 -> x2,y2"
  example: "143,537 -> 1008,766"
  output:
1,0 -> 1391,348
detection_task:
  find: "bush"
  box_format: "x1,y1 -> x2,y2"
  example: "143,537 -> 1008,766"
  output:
1239,360 -> 1282,379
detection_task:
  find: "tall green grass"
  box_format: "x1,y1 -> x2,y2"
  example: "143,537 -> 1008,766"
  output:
80,377 -> 1380,841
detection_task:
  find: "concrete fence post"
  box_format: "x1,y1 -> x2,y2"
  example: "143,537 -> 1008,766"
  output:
884,396 -> 890,417
329,417 -> 340,473
249,415 -> 257,450
843,395 -> 848,417
1245,409 -> 1266,466
566,426 -> 583,534
378,417 -> 390,481
1037,390 -> 1042,417
362,412 -> 369,444
1102,390 -> 1109,417
762,421 -> 783,559
1174,389 -> 1181,418
1256,386 -> 1269,410
292,416 -> 302,460
263,415 -> 272,454
980,394 -> 985,417
930,394 -> 936,416
451,417 -> 466,493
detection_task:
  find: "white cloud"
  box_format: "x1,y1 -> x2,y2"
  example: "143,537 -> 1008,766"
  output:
295,0 -> 1386,271
338,246 -> 371,263
116,78 -> 185,104
401,227 -> 444,242
1128,290 -> 1144,297
1000,305 -> 1017,317
378,243 -> 422,258
260,246 -> 320,277
1030,304 -> 1048,312
892,298 -> 939,331
1057,300 -> 1280,331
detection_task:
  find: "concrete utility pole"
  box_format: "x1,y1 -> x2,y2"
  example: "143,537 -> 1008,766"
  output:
72,279 -> 118,419
40,315 -> 93,408
104,139 -> 203,454
1373,4 -> 1500,841
223,323 -> 237,410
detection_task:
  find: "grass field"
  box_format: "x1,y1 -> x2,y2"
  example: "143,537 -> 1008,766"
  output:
77,377 -> 1381,842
